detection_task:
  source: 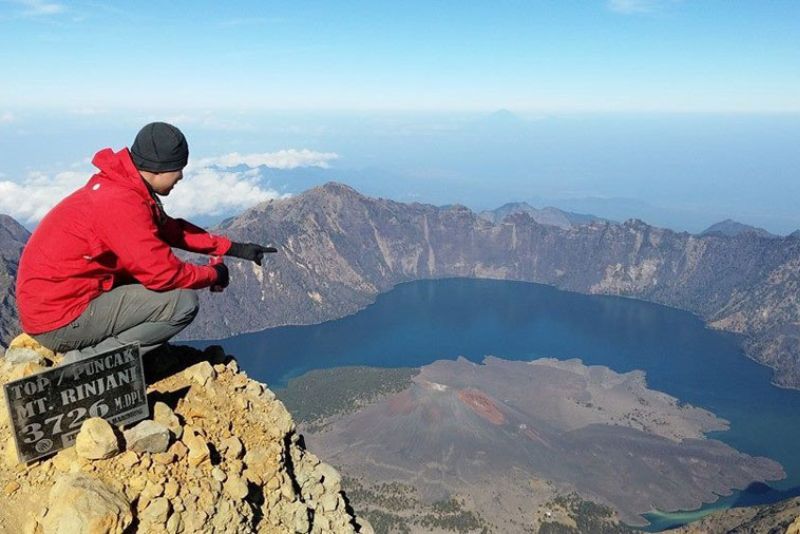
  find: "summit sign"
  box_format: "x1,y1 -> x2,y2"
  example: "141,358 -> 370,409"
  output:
3,343 -> 148,463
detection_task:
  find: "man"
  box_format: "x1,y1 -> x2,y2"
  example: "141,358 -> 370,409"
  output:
16,122 -> 275,361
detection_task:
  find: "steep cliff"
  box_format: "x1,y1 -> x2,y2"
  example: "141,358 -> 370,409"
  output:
0,334 -> 369,534
180,183 -> 800,388
0,214 -> 29,349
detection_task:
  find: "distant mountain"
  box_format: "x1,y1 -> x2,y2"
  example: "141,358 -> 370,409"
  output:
177,182 -> 800,390
479,201 -> 606,228
701,218 -> 776,238
0,214 -> 29,349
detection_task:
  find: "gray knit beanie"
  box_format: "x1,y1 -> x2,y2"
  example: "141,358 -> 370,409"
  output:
130,122 -> 189,172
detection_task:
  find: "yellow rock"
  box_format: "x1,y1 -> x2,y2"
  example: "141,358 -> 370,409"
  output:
787,516 -> 800,534
3,480 -> 20,496
3,436 -> 19,468
8,333 -> 55,361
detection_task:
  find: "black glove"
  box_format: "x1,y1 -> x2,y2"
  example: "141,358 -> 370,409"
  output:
226,242 -> 278,266
211,263 -> 230,288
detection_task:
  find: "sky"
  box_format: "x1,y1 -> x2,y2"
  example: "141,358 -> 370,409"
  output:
0,0 -> 799,233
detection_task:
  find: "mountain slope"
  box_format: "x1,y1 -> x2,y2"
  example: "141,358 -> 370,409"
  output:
182,182 -> 800,388
0,214 -> 29,349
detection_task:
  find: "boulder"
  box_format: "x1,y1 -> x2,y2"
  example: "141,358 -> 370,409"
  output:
182,427 -> 210,467
8,333 -> 56,360
75,418 -> 119,460
153,401 -> 183,439
220,436 -> 244,460
123,420 -> 170,454
39,473 -> 132,534
183,361 -> 216,386
3,347 -> 45,365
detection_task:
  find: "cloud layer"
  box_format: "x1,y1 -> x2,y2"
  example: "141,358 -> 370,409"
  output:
0,149 -> 338,224
193,149 -> 339,170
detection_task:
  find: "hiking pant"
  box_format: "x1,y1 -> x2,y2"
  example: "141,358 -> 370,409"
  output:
32,284 -> 199,359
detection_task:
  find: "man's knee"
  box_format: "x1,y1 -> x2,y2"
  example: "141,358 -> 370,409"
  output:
172,289 -> 199,325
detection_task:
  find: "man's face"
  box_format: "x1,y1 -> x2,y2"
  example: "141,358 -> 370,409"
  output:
151,169 -> 184,196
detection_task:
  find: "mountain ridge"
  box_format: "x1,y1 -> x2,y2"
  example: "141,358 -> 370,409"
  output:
3,183 -> 800,388
177,181 -> 800,389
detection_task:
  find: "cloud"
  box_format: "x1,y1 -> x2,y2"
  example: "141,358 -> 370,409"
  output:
0,149 -> 322,223
0,169 -> 87,224
0,112 -> 14,124
606,0 -> 674,14
162,167 -> 289,219
193,149 -> 340,170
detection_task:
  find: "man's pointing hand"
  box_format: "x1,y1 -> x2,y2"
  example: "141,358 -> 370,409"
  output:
225,242 -> 278,266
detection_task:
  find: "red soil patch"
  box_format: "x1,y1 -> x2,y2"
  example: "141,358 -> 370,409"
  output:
458,388 -> 506,425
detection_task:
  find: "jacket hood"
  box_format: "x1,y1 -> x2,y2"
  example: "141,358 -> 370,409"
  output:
91,148 -> 150,197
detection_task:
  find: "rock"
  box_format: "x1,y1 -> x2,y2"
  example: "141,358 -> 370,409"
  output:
166,511 -> 183,534
358,517 -> 376,534
291,503 -> 311,533
117,451 -> 138,469
220,436 -> 244,460
4,347 -> 45,365
224,475 -> 249,500
4,436 -> 19,468
182,427 -> 210,467
75,418 -> 119,460
9,361 -> 46,381
39,473 -> 132,534
315,462 -> 342,491
153,401 -> 183,439
8,333 -> 56,360
320,493 -> 339,513
212,467 -> 227,482
153,451 -> 176,465
140,496 -> 171,525
3,480 -> 20,495
123,420 -> 170,454
164,480 -> 180,499
52,447 -> 77,472
171,440 -> 188,460
183,361 -> 216,386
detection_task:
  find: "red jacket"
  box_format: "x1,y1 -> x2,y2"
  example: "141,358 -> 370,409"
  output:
17,148 -> 231,334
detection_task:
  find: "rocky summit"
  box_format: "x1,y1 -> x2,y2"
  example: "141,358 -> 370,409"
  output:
0,334 -> 370,534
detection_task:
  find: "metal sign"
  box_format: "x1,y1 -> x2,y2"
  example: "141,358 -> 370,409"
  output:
3,343 -> 149,463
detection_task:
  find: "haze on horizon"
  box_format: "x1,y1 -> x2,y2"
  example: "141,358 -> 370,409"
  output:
1,0 -> 798,233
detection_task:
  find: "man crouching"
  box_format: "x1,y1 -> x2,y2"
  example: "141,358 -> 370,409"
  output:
16,122 -> 275,362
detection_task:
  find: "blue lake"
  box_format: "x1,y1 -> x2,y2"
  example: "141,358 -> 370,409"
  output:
188,278 -> 800,530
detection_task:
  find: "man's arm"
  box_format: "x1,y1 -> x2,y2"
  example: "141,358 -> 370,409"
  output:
160,216 -> 232,256
96,199 -> 221,291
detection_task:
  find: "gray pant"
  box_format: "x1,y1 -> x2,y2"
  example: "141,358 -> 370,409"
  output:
33,284 -> 199,359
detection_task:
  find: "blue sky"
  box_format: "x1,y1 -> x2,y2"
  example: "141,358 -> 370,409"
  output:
0,1 -> 799,233
2,0 -> 798,112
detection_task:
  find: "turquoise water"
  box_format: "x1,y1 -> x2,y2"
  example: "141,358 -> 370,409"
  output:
188,278 -> 800,530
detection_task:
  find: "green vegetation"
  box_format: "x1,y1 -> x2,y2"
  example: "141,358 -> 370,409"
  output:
343,476 -> 491,533
538,494 -> 637,534
275,366 -> 418,429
